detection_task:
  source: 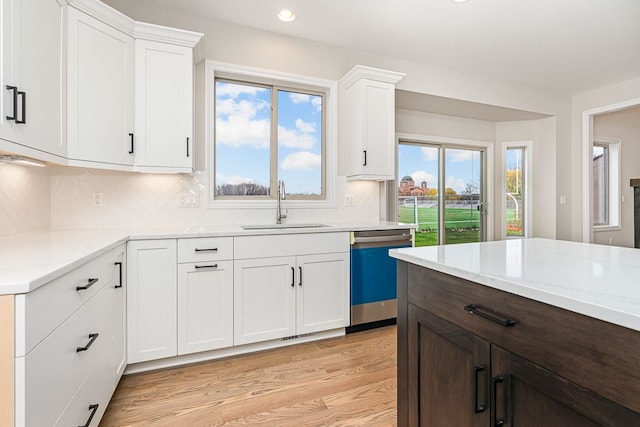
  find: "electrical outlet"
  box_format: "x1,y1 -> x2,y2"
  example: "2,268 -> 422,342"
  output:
92,192 -> 104,207
179,193 -> 199,207
344,194 -> 355,206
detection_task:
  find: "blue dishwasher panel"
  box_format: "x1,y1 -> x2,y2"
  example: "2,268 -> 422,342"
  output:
350,244 -> 409,306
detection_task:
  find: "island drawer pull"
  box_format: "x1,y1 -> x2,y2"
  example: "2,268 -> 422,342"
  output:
491,376 -> 505,426
464,304 -> 515,327
474,364 -> 487,413
79,403 -> 99,427
76,278 -> 99,291
195,264 -> 218,269
195,248 -> 218,252
76,333 -> 99,352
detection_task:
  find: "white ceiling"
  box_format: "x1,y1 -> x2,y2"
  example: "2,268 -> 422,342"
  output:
133,0 -> 640,95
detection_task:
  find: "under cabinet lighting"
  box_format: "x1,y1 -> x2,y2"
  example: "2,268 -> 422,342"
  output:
278,9 -> 296,22
0,155 -> 47,167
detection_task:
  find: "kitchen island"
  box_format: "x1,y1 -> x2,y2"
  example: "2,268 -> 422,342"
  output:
390,238 -> 640,426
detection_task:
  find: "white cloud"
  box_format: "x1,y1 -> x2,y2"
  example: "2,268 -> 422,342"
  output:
217,82 -> 267,98
446,176 -> 467,193
311,97 -> 322,112
216,172 -> 255,185
447,149 -> 474,162
216,98 -> 270,148
295,118 -> 315,133
278,125 -> 315,149
421,147 -> 438,161
411,171 -> 436,187
281,151 -> 321,171
289,93 -> 311,104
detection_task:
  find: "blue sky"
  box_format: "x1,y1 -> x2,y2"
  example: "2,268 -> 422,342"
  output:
398,144 -> 482,194
215,81 -> 322,195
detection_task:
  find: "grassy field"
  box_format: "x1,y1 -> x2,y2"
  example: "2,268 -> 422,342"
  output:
399,206 -> 481,246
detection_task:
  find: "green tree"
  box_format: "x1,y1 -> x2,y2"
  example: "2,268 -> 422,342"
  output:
506,169 -> 522,194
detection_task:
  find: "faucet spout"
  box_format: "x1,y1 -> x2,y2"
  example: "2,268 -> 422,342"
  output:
276,180 -> 287,224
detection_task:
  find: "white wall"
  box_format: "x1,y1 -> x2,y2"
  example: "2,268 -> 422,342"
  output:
592,107 -> 640,248
0,164 -> 50,238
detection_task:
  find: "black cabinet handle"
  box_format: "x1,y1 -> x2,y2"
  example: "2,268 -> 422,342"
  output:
291,266 -> 295,287
16,90 -> 26,124
78,403 -> 99,427
464,304 -> 515,327
76,333 -> 99,352
474,364 -> 487,413
195,264 -> 218,269
491,376 -> 505,426
76,278 -> 99,291
298,266 -> 302,286
5,86 -> 17,120
363,150 -> 367,166
114,262 -> 123,288
194,248 -> 217,253
186,137 -> 190,157
128,133 -> 134,154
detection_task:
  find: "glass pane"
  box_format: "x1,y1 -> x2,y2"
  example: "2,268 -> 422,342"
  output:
277,90 -> 323,196
444,148 -> 482,244
593,145 -> 608,225
215,80 -> 271,196
397,144 -> 439,247
506,148 -> 525,237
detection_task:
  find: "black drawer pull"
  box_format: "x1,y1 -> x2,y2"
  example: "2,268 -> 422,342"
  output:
298,266 -> 302,286
194,248 -> 218,252
474,364 -> 487,413
291,266 -> 295,287
128,133 -> 134,154
78,403 -> 99,427
16,90 -> 26,124
464,304 -> 515,327
195,264 -> 218,269
6,85 -> 17,120
491,376 -> 505,426
76,333 -> 99,352
76,278 -> 99,291
186,137 -> 190,157
114,262 -> 123,288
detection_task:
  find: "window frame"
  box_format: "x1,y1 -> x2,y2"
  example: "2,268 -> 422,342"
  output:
204,61 -> 337,208
501,141 -> 533,239
592,137 -> 621,231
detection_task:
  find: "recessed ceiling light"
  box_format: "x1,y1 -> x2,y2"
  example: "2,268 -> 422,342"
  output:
452,0 -> 470,3
278,9 -> 296,22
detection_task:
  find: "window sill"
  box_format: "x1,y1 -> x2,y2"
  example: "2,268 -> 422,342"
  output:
593,225 -> 622,232
207,199 -> 337,209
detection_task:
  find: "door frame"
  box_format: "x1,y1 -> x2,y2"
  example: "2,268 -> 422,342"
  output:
392,133 -> 494,242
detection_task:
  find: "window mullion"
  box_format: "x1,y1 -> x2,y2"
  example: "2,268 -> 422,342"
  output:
270,87 -> 278,199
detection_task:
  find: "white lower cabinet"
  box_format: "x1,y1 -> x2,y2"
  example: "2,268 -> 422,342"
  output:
234,233 -> 350,346
177,260 -> 234,355
113,244 -> 127,385
127,239 -> 177,363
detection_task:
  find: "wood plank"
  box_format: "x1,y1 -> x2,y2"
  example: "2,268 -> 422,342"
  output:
0,295 -> 14,427
100,326 -> 397,426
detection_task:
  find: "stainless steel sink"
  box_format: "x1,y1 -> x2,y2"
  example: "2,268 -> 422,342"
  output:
241,223 -> 328,230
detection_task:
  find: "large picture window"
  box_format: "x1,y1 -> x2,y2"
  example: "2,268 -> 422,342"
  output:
214,78 -> 325,199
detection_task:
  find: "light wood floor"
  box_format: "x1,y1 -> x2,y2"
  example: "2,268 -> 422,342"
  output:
100,325 -> 397,427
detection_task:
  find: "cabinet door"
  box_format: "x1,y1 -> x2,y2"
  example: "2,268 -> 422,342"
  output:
113,245 -> 126,385
0,0 -> 63,155
296,252 -> 349,334
67,7 -> 134,165
491,344 -> 640,427
127,239 -> 177,363
134,39 -> 193,170
407,305 -> 490,427
234,257 -> 296,345
177,261 -> 233,355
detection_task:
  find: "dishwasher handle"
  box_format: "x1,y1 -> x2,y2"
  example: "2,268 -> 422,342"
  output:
352,234 -> 412,244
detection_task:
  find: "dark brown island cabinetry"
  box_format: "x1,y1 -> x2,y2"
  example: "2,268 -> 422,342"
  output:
396,262 -> 640,427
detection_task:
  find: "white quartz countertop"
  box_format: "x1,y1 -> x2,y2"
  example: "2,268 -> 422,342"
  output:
389,238 -> 640,332
0,221 -> 412,295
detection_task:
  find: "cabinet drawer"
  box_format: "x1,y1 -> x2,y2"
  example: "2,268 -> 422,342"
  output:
406,264 -> 640,415
54,339 -> 113,427
17,250 -> 114,356
234,232 -> 349,259
21,285 -> 115,427
178,237 -> 233,263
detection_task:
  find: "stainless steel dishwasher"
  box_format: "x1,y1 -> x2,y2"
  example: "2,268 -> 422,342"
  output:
348,228 -> 413,331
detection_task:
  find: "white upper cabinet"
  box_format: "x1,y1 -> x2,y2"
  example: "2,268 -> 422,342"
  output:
340,65 -> 405,181
66,5 -> 135,165
0,0 -> 64,157
134,36 -> 197,172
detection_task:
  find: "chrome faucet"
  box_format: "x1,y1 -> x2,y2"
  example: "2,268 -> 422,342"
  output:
276,180 -> 287,224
